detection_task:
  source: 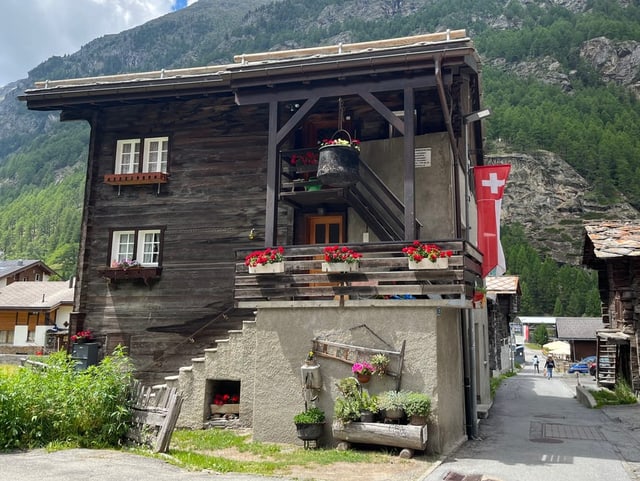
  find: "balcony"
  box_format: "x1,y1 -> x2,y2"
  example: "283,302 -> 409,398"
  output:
234,241 -> 482,309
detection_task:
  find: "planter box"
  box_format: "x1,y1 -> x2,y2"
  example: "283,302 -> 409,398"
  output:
210,403 -> 240,416
332,420 -> 428,451
249,262 -> 285,274
408,257 -> 448,270
321,262 -> 358,273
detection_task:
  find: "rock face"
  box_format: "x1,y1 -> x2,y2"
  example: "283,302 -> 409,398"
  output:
580,37 -> 640,97
487,150 -> 640,264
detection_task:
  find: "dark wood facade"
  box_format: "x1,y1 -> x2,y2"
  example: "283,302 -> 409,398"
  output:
21,31 -> 487,385
583,222 -> 640,389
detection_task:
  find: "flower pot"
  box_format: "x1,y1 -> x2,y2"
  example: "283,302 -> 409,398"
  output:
248,262 -> 284,274
295,422 -> 324,441
321,262 -> 358,273
317,131 -> 360,187
383,408 -> 404,421
409,414 -> 428,426
360,410 -> 375,423
408,257 -> 448,270
356,373 -> 371,384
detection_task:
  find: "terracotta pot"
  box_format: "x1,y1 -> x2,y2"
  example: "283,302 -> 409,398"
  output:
356,373 -> 371,384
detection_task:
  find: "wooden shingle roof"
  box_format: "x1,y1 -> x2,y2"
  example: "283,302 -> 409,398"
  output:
556,317 -> 603,341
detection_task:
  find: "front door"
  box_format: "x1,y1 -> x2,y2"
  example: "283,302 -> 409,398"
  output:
307,215 -> 344,244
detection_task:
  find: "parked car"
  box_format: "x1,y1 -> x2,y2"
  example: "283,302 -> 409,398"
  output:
567,355 -> 596,375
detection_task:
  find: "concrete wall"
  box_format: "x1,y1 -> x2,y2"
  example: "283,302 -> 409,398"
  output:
249,304 -> 467,454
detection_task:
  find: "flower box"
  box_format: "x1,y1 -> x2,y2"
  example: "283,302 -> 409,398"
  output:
332,420 -> 428,451
248,262 -> 284,274
210,403 -> 240,416
321,262 -> 358,273
408,257 -> 448,270
104,172 -> 168,185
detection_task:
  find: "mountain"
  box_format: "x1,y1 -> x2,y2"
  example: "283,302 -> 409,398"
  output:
1,0 -> 639,284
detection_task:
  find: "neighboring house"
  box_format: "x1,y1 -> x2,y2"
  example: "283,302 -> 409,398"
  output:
582,221 -> 640,388
21,31 -> 493,454
0,280 -> 74,354
486,275 -> 521,374
514,316 -> 557,344
0,260 -> 57,287
555,317 -> 601,361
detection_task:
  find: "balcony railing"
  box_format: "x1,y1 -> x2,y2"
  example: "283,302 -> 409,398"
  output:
234,241 -> 482,308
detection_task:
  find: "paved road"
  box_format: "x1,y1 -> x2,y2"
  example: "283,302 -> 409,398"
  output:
422,349 -> 640,481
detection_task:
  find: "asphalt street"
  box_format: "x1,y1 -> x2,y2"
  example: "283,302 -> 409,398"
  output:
421,348 -> 640,481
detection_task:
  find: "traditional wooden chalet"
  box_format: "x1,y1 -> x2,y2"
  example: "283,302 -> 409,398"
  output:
583,221 -> 640,388
0,259 -> 57,287
555,317 -> 600,362
486,275 -> 520,374
21,31 -> 492,454
0,280 -> 74,354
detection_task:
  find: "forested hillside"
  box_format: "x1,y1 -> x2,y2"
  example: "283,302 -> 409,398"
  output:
1,0 -> 638,315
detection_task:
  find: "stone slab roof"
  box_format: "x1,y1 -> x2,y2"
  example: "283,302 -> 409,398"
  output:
486,275 -> 520,295
556,317 -> 603,340
0,281 -> 74,310
584,221 -> 640,258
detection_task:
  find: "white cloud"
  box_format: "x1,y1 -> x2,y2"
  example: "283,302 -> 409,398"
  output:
0,0 -> 195,87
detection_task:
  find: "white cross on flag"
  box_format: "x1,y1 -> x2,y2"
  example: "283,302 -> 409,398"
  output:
474,164 -> 511,277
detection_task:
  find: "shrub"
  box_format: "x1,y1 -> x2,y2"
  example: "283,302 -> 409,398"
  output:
404,392 -> 432,418
0,346 -> 134,451
377,390 -> 409,411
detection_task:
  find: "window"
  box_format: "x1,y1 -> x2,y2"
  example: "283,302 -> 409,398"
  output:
115,139 -> 141,174
114,137 -> 168,174
143,137 -> 168,173
111,228 -> 163,267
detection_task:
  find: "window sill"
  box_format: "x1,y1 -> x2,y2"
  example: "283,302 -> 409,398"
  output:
104,172 -> 169,185
97,266 -> 162,287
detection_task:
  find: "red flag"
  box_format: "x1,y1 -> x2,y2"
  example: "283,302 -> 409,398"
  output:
474,164 -> 511,277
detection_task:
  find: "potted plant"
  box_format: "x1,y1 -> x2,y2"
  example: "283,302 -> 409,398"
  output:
294,406 -> 325,441
71,330 -> 94,344
377,390 -> 409,421
351,361 -> 374,384
404,392 -> 432,425
317,130 -> 361,187
370,353 -> 390,376
244,246 -> 285,274
358,390 -> 379,423
473,285 -> 487,308
402,241 -> 453,270
334,377 -> 362,423
321,245 -> 362,272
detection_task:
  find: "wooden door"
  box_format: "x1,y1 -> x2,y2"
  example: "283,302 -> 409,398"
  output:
307,215 -> 344,244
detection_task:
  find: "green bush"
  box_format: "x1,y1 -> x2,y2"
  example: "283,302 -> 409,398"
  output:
404,392 -> 432,418
0,346 -> 134,451
293,407 -> 325,424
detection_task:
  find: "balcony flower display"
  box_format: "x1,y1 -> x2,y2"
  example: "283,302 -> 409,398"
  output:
403,241 -> 453,270
322,245 -> 361,272
71,330 -> 94,343
111,258 -> 140,269
317,130 -> 360,187
245,246 -> 285,274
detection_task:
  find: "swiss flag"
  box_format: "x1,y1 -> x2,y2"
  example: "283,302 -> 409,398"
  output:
474,164 -> 511,277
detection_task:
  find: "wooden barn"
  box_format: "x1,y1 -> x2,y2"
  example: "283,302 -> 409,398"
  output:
21,31 -> 494,453
583,222 -> 640,389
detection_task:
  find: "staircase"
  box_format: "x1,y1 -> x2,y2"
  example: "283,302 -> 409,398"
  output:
163,319 -> 257,429
597,341 -> 617,386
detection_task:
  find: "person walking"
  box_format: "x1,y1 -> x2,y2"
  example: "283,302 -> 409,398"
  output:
544,355 -> 556,379
532,354 -> 540,374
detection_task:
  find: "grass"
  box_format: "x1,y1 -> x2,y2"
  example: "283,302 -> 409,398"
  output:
160,428 -> 421,476
490,370 -> 517,398
591,381 -> 638,408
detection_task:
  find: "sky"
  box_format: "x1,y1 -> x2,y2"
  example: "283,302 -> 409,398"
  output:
0,0 -> 196,87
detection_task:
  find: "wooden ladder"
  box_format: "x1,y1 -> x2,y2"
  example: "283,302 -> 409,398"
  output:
597,341 -> 617,386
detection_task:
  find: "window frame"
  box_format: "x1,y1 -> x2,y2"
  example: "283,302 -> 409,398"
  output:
109,227 -> 165,268
114,136 -> 169,175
